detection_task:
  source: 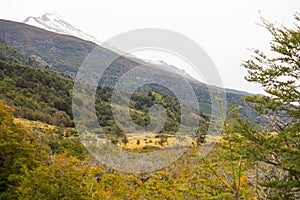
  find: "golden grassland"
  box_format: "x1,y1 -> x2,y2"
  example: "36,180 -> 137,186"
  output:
13,117 -> 76,137
14,117 -> 221,151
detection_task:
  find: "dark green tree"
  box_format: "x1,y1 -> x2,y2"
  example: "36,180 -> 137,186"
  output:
239,13 -> 300,199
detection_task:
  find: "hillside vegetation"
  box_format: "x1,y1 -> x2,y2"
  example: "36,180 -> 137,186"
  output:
0,39 -> 207,143
0,19 -> 258,119
0,13 -> 299,199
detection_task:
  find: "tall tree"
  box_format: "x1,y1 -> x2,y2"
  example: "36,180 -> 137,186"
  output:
238,13 -> 300,199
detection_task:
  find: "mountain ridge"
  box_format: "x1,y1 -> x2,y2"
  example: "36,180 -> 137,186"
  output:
21,13 -> 262,97
0,18 -> 260,120
22,12 -> 202,82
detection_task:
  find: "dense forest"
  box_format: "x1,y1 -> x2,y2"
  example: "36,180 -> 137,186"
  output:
0,13 -> 299,199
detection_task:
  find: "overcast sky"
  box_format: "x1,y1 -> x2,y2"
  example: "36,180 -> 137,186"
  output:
1,0 -> 299,94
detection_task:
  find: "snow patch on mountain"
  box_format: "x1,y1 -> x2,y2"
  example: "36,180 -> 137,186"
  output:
23,12 -> 101,45
144,59 -> 195,80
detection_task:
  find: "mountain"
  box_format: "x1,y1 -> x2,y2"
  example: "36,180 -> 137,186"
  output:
23,12 -> 197,79
0,19 -> 193,85
0,19 -> 260,121
0,19 -> 99,75
24,12 -> 101,45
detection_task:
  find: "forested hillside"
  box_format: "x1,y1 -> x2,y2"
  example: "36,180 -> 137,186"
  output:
0,13 -> 299,199
0,40 -> 74,126
0,39 -> 207,140
0,19 -> 259,119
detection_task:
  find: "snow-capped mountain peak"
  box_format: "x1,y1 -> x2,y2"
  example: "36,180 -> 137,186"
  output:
23,12 -> 101,45
23,12 -> 196,82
